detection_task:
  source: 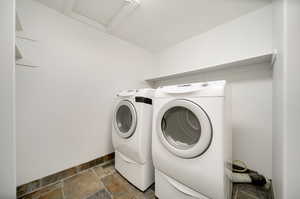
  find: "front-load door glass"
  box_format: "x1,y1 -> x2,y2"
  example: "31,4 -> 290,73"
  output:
114,100 -> 137,138
116,105 -> 133,133
162,107 -> 201,149
157,99 -> 212,158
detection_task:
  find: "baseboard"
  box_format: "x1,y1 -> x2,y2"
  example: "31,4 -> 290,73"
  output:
17,152 -> 114,198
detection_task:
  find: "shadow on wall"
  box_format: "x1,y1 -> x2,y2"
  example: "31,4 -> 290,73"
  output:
153,63 -> 273,178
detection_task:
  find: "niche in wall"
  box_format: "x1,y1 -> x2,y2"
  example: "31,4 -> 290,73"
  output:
147,62 -> 273,178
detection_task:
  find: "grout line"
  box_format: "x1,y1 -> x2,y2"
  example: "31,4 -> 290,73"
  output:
17,181 -> 60,198
61,180 -> 66,199
94,159 -> 114,169
91,167 -> 110,193
101,181 -> 113,198
56,158 -> 115,182
91,166 -> 114,198
91,168 -> 100,179
63,168 -> 89,181
19,181 -> 64,199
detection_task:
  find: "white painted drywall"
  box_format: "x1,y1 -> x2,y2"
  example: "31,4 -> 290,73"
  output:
272,0 -> 300,198
272,0 -> 285,198
154,5 -> 273,77
0,0 -> 16,198
283,0 -> 300,197
154,5 -> 273,178
16,0 -> 155,185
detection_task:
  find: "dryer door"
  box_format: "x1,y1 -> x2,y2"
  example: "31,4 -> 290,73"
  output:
157,99 -> 212,158
114,100 -> 137,138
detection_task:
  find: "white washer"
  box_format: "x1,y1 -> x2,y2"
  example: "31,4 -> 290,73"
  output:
112,88 -> 155,191
152,81 -> 232,199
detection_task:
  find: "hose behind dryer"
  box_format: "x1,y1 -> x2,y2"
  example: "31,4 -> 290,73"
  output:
231,160 -> 271,189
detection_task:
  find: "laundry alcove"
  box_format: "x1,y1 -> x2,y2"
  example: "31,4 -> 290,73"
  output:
15,0 -> 274,197
2,0 -> 299,198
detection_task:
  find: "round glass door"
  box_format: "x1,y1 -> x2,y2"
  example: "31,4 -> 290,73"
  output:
157,99 -> 212,158
114,100 -> 137,138
162,107 -> 201,150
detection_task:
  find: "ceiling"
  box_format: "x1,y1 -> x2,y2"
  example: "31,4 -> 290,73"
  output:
34,0 -> 272,52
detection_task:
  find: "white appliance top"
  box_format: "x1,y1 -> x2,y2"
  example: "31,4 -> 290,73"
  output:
155,80 -> 226,98
117,88 -> 155,98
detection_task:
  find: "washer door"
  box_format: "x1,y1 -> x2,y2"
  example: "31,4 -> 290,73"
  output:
114,100 -> 137,138
157,99 -> 212,158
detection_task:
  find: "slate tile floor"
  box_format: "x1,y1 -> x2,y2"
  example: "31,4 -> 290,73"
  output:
232,183 -> 273,199
20,161 -> 155,199
20,160 -> 272,199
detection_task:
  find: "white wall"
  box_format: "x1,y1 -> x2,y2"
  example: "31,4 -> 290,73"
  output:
154,5 -> 273,178
272,0 -> 285,197
273,0 -> 300,198
0,0 -> 16,198
155,5 -> 273,77
284,1 -> 300,197
16,0 -> 155,185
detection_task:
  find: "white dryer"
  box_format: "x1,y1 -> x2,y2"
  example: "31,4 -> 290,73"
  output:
152,81 -> 232,199
112,88 -> 155,191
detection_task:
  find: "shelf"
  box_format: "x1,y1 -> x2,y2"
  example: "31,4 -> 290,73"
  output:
15,45 -> 22,60
145,51 -> 277,84
16,13 -> 23,32
16,12 -> 37,41
16,32 -> 37,42
15,13 -> 24,61
15,11 -> 40,68
15,37 -> 41,68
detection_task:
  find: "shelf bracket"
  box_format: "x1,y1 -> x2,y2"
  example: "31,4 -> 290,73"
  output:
271,49 -> 278,66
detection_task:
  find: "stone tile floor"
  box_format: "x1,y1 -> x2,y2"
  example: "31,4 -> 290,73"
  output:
19,161 -> 155,199
232,183 -> 273,199
19,160 -> 272,199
